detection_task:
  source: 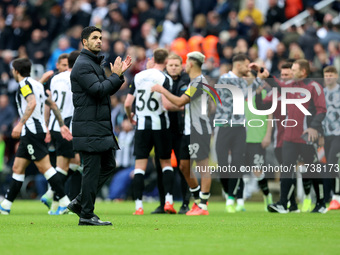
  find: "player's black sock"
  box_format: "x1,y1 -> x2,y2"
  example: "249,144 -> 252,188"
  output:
313,178 -> 325,204
237,178 -> 244,198
162,167 -> 174,196
5,176 -> 24,202
289,179 -> 298,206
220,177 -> 228,194
258,178 -> 269,196
132,170 -> 145,200
181,174 -> 190,206
303,178 -> 312,195
334,178 -> 340,195
280,178 -> 295,208
228,178 -> 240,198
44,167 -> 66,201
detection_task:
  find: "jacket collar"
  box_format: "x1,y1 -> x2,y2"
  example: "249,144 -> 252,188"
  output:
81,49 -> 104,65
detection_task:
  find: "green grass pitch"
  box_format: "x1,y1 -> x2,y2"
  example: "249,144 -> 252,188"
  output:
0,200 -> 339,255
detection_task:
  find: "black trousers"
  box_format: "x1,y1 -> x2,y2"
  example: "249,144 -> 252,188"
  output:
281,141 -> 324,205
76,149 -> 116,218
216,126 -> 246,197
324,135 -> 340,195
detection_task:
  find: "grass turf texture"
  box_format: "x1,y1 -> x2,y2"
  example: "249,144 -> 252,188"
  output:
0,201 -> 339,255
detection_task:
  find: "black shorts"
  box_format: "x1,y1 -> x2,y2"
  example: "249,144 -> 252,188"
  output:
16,130 -> 49,161
188,128 -> 211,161
50,130 -> 75,158
246,143 -> 266,168
180,135 -> 190,160
134,129 -> 172,160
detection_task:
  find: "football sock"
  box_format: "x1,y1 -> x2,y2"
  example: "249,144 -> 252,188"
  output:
280,178 -> 294,207
334,178 -> 340,195
258,178 -> 269,196
162,166 -> 174,197
165,193 -> 173,204
133,169 -> 145,200
198,192 -> 210,210
44,167 -> 66,200
237,198 -> 244,206
189,185 -> 201,204
303,178 -> 312,195
5,173 -> 24,203
226,196 -> 235,206
312,179 -> 324,204
135,199 -> 143,210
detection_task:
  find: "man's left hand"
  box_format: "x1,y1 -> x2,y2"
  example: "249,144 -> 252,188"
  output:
303,128 -> 318,143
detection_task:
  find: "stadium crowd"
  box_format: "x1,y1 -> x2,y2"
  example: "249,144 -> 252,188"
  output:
1,0 -> 340,217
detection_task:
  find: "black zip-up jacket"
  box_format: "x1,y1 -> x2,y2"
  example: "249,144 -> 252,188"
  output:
168,71 -> 190,135
71,49 -> 124,152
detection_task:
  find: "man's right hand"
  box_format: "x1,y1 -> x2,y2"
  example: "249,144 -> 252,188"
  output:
151,84 -> 163,93
110,57 -> 123,76
128,112 -> 137,126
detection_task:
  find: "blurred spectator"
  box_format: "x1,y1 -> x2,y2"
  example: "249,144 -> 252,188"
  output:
311,42 -> 328,78
234,38 -> 248,55
282,25 -> 300,48
151,0 -> 167,27
320,22 -> 340,49
0,94 -> 16,138
298,26 -> 319,61
171,36 -> 189,63
238,0 -> 264,27
257,27 -> 279,61
202,57 -> 220,79
202,34 -> 220,65
136,0 -> 153,27
327,41 -> 340,74
46,36 -> 75,71
67,25 -> 83,50
89,0 -> 109,27
285,0 -> 303,19
25,29 -> 49,66
119,27 -> 133,49
288,43 -> 305,60
102,7 -> 129,40
265,0 -> 286,26
206,11 -> 226,36
190,14 -> 207,36
159,12 -> 183,48
192,0 -> 217,16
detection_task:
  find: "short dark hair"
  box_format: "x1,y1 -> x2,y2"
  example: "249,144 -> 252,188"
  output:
81,26 -> 102,45
281,62 -> 293,69
68,50 -> 80,68
294,59 -> 310,76
58,53 -> 69,63
323,65 -> 338,74
153,48 -> 169,64
12,58 -> 31,77
232,54 -> 249,65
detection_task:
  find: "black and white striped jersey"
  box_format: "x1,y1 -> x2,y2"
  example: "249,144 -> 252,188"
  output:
48,70 -> 73,132
16,77 -> 47,136
129,69 -> 172,130
183,74 -> 212,135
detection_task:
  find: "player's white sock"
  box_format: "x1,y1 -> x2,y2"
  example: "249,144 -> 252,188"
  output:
44,188 -> 54,199
1,199 -> 12,210
332,194 -> 340,203
56,167 -> 68,176
237,198 -> 244,206
226,197 -> 235,206
304,194 -> 311,200
165,193 -> 173,204
135,199 -> 143,210
44,167 -> 57,180
59,196 -> 71,207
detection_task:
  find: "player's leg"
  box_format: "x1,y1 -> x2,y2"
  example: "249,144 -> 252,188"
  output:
300,143 -> 327,213
157,129 -> 176,214
34,154 -> 70,214
268,141 -> 298,213
151,152 -> 165,214
0,157 -> 30,214
325,136 -> 340,210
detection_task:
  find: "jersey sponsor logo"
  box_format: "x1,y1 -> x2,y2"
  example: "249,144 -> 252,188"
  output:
21,84 -> 33,97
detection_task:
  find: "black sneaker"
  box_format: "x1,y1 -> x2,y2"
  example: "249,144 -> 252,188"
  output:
79,217 -> 112,226
178,204 -> 190,214
288,204 -> 300,213
311,203 -> 327,213
267,203 -> 288,213
151,205 -> 166,214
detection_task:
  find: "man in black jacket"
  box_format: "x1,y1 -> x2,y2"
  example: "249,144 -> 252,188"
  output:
68,26 -> 132,226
